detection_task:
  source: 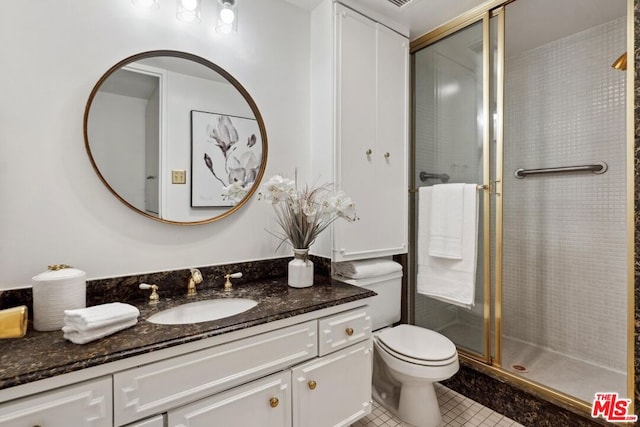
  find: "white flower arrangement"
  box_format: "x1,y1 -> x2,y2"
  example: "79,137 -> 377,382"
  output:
258,174 -> 357,250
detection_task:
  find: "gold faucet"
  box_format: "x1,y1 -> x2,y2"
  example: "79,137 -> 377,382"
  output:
224,272 -> 243,291
187,268 -> 203,297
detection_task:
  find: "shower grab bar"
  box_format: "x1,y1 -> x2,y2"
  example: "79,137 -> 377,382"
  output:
514,161 -> 608,179
409,184 -> 488,193
419,171 -> 450,183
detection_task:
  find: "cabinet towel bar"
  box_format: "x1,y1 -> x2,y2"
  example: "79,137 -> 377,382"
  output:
514,161 -> 608,179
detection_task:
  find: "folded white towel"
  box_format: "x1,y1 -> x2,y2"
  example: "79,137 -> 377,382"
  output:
63,318 -> 138,345
334,258 -> 402,280
64,302 -> 139,331
417,186 -> 479,309
429,183 -> 466,259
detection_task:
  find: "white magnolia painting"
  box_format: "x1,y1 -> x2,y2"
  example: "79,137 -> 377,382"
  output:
191,110 -> 262,207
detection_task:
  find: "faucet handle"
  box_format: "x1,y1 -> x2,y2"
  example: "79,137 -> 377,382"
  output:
190,268 -> 203,284
224,272 -> 242,290
139,283 -> 159,304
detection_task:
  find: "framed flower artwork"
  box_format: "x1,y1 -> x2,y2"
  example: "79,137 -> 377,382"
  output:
190,110 -> 262,207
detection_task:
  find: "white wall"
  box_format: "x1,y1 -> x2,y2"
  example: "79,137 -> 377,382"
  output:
0,0 -> 311,287
89,91 -> 148,211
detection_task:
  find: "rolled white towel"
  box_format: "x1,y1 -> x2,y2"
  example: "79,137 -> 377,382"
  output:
334,258 -> 402,280
64,302 -> 139,331
63,318 -> 138,345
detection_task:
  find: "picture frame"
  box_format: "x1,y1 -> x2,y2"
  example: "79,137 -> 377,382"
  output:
190,110 -> 262,207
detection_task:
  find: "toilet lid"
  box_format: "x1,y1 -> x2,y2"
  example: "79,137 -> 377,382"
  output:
377,324 -> 456,362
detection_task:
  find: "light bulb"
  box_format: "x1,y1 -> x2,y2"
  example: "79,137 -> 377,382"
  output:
219,7 -> 235,24
177,0 -> 200,23
180,0 -> 198,11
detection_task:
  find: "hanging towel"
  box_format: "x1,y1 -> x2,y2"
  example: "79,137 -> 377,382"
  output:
429,183 -> 466,259
334,258 -> 402,280
417,185 -> 479,309
62,318 -> 138,345
63,302 -> 139,331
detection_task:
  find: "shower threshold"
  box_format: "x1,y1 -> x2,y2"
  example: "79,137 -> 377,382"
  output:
438,322 -> 626,404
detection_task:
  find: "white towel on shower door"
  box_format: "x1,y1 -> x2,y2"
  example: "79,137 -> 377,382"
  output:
417,185 -> 479,309
429,183 -> 466,259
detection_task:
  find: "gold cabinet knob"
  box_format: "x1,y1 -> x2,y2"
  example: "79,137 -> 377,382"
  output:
308,380 -> 317,390
365,149 -> 372,156
269,397 -> 279,408
345,327 -> 354,336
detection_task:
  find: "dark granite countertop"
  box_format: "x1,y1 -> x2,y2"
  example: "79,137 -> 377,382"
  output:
0,275 -> 374,391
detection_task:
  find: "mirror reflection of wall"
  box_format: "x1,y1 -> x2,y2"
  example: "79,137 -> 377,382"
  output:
85,51 -> 267,225
90,66 -> 161,217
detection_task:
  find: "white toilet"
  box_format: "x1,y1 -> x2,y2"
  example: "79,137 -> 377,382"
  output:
339,265 -> 459,427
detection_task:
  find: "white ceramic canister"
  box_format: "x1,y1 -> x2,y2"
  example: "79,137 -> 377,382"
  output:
32,265 -> 86,331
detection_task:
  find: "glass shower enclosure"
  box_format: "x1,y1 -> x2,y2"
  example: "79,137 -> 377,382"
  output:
410,0 -> 630,411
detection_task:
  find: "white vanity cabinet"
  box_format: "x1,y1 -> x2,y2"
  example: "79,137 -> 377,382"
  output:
311,1 -> 409,262
0,304 -> 372,427
0,377 -> 112,427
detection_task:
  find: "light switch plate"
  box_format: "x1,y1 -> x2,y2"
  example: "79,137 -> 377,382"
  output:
172,169 -> 186,184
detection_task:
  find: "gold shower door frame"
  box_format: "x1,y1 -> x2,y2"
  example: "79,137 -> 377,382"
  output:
409,0 -> 635,416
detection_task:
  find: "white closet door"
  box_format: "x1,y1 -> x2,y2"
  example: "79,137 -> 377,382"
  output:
373,23 -> 409,256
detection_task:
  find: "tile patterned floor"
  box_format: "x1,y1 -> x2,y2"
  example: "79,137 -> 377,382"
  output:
351,383 -> 524,427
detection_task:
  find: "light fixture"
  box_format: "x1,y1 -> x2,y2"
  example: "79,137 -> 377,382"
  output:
611,52 -> 627,71
177,0 -> 201,23
216,0 -> 237,34
131,0 -> 159,9
132,0 -> 238,34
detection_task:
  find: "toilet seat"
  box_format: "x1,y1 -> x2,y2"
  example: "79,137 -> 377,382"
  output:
376,324 -> 457,366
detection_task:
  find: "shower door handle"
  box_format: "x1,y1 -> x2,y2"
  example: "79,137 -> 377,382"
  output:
490,180 -> 501,196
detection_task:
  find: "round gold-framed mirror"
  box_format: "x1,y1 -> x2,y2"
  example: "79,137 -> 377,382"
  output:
83,50 -> 268,225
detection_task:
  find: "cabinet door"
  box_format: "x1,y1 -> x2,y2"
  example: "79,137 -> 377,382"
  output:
373,23 -> 409,256
333,4 -> 408,261
0,377 -> 112,427
167,371 -> 291,427
334,4 -> 378,260
292,340 -> 373,427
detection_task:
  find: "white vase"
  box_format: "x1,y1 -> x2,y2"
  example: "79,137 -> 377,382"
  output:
288,248 -> 314,288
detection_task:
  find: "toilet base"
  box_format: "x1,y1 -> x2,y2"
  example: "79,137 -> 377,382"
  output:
397,382 -> 441,427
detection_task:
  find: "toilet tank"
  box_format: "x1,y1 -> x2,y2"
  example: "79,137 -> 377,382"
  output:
337,271 -> 402,331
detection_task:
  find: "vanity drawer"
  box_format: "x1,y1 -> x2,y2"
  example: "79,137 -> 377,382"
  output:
318,308 -> 371,356
113,320 -> 317,426
0,376 -> 112,427
167,371 -> 291,427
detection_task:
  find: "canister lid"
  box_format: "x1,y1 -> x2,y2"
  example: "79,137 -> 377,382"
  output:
32,265 -> 86,282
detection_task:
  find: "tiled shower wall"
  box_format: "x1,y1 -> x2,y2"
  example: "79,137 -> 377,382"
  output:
503,17 -> 627,371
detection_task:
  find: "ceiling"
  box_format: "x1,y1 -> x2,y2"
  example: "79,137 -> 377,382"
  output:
282,0 -> 487,40
282,0 -> 627,43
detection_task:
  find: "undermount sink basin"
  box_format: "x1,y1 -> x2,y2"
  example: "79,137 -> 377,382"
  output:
147,298 -> 258,325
